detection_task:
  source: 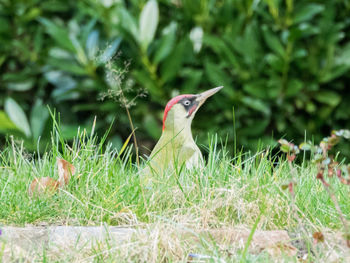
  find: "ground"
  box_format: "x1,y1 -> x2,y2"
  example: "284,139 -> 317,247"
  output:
0,131 -> 349,262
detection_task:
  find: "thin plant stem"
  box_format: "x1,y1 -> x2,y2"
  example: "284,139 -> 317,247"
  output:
322,182 -> 350,244
124,100 -> 139,167
118,87 -> 148,218
102,59 -> 140,167
317,160 -> 350,247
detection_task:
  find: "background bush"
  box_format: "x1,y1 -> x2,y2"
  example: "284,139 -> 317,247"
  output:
1,0 -> 350,156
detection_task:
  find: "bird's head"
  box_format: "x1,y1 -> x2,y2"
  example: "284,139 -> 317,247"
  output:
162,86 -> 223,133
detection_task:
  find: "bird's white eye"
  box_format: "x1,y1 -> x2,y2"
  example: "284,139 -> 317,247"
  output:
183,100 -> 191,106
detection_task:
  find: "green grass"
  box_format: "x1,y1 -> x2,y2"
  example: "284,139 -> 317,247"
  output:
0,127 -> 349,262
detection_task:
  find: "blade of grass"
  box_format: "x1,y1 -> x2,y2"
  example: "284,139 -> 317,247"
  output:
240,209 -> 263,263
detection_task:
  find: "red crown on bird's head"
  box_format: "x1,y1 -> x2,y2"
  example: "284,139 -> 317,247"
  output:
162,94 -> 193,131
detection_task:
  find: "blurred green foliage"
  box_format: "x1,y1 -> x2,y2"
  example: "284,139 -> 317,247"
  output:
1,0 -> 350,154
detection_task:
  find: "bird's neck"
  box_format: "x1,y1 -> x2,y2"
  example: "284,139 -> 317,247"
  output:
162,108 -> 195,144
162,124 -> 194,144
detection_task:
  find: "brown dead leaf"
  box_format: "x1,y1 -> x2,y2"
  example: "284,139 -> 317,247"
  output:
313,231 -> 325,244
28,158 -> 75,197
28,177 -> 59,197
57,158 -> 75,186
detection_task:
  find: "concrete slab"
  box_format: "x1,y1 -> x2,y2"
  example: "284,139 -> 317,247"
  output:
2,225 -> 346,262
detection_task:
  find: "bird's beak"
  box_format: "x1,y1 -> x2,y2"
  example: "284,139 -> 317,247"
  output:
196,86 -> 223,108
187,86 -> 223,118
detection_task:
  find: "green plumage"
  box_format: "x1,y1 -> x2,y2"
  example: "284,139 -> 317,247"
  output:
143,87 -> 223,176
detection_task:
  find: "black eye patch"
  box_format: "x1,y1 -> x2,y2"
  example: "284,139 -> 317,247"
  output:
178,97 -> 196,111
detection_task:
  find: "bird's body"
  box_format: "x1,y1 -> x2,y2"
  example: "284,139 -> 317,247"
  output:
148,118 -> 203,175
145,87 -> 223,176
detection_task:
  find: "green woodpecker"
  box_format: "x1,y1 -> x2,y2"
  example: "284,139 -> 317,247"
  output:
145,86 -> 223,175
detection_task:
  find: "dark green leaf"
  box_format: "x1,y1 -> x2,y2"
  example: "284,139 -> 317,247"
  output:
293,4 -> 324,24
46,58 -> 87,75
286,79 -> 303,97
161,40 -> 186,82
30,100 -> 49,141
265,54 -> 284,72
153,22 -> 177,64
38,17 -> 75,52
118,8 -> 139,41
204,35 -> 240,68
262,25 -> 285,58
315,91 -> 341,107
4,98 -> 31,137
204,60 -> 231,90
241,97 -> 270,115
0,111 -> 18,132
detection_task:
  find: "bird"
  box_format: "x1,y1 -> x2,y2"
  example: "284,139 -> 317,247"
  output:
145,86 -> 223,176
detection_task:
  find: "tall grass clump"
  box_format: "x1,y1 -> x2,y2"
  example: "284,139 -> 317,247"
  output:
0,124 -> 349,231
1,124 -> 350,261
